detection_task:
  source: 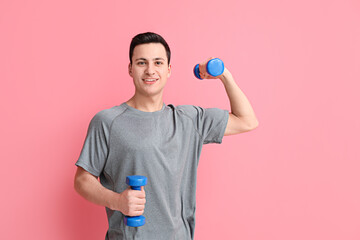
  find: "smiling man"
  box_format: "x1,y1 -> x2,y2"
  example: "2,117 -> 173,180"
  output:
74,32 -> 258,240
126,41 -> 171,110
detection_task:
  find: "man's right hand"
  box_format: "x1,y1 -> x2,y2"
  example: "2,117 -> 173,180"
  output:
74,167 -> 146,217
112,186 -> 146,216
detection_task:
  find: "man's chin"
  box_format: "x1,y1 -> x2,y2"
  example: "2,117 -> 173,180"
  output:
137,89 -> 164,97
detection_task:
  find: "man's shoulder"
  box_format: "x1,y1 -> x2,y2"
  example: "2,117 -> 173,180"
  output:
90,104 -> 127,125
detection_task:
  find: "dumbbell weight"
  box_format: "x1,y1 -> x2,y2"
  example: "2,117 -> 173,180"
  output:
193,58 -> 224,80
124,175 -> 147,227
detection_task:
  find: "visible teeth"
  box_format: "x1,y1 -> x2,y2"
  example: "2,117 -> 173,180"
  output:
144,79 -> 157,82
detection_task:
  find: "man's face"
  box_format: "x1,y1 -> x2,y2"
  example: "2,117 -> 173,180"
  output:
128,43 -> 171,97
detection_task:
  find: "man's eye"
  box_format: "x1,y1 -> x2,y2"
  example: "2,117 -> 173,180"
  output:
137,62 -> 146,65
155,61 -> 163,65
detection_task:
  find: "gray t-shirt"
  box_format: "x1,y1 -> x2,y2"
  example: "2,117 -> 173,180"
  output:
75,102 -> 229,240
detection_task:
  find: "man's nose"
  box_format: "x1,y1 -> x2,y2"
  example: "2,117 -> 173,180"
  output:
145,63 -> 156,75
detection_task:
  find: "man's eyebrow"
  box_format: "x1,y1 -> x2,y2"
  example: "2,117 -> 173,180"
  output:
135,57 -> 166,61
153,58 -> 165,61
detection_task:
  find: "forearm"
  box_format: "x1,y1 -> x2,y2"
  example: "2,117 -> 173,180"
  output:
219,69 -> 258,124
74,169 -> 117,210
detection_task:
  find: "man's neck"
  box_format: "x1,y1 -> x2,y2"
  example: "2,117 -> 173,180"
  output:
126,94 -> 164,112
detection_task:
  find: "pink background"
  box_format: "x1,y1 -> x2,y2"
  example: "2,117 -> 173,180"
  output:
1,0 -> 360,239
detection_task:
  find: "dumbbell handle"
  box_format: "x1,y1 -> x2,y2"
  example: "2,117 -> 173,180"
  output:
124,175 -> 147,227
131,186 -> 141,191
194,58 -> 224,80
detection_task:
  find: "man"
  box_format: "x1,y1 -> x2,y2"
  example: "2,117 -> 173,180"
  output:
74,32 -> 258,239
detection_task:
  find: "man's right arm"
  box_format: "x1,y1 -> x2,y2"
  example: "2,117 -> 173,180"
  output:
74,167 -> 146,216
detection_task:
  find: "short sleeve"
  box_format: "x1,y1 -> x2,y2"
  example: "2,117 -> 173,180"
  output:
178,105 -> 229,144
198,107 -> 229,144
75,112 -> 111,177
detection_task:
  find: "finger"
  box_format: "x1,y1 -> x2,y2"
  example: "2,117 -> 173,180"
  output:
199,57 -> 215,78
133,198 -> 146,205
128,210 -> 144,217
135,204 -> 145,210
131,203 -> 145,211
135,209 -> 145,215
132,190 -> 146,199
198,60 -> 207,75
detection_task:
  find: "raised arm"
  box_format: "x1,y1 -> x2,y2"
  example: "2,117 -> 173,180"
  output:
198,58 -> 259,136
219,68 -> 259,135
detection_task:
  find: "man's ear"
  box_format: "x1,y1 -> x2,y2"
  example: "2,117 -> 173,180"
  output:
168,64 -> 171,78
128,63 -> 132,77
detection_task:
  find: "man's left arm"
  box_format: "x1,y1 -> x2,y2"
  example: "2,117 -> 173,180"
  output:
198,58 -> 259,136
219,68 -> 259,136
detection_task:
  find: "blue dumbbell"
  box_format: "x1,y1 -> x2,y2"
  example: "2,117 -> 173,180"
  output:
193,58 -> 224,80
124,175 -> 147,227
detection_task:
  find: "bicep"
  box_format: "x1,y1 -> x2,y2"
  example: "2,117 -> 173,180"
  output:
224,113 -> 258,136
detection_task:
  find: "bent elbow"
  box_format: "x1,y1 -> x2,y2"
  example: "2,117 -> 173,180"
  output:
247,119 -> 259,131
252,120 -> 259,129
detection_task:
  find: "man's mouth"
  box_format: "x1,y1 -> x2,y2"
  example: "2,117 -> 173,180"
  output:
143,78 -> 159,83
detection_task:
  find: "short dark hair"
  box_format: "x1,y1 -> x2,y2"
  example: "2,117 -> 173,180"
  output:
129,32 -> 171,65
